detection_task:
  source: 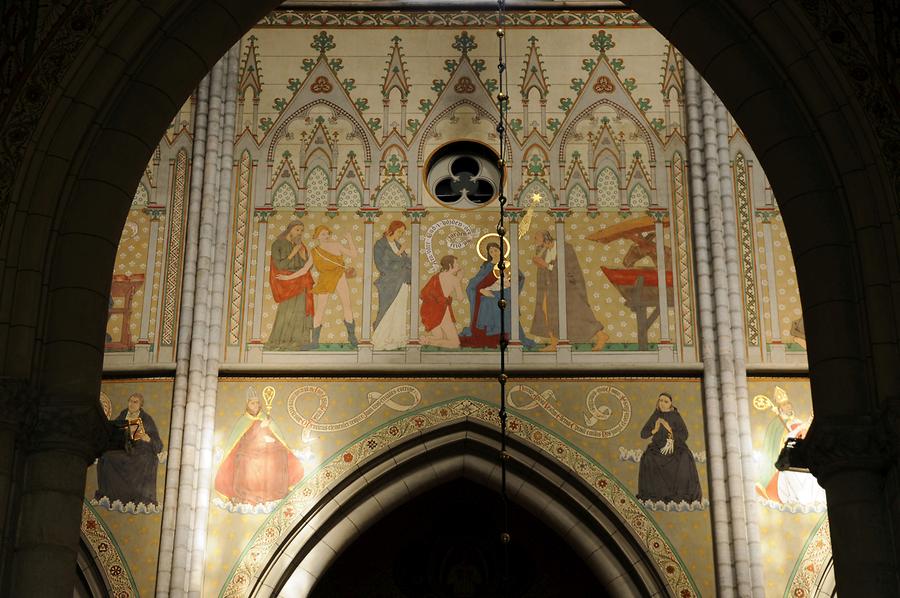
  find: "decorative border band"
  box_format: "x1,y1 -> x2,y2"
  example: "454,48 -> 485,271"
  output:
258,10 -> 648,28
220,397 -> 698,598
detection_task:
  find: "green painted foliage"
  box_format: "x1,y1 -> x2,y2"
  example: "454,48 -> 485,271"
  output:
590,30 -> 615,54
452,31 -> 477,55
311,31 -> 336,54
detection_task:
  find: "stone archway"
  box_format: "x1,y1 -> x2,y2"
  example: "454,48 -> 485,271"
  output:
248,419 -> 670,598
0,1 -> 897,596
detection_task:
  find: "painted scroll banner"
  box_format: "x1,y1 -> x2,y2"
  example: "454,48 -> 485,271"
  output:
287,384 -> 422,433
507,384 -> 631,438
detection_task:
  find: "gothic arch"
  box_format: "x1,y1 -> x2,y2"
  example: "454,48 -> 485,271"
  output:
558,99 -> 657,163
266,100 -> 373,163
0,1 -> 897,595
242,417 -> 679,598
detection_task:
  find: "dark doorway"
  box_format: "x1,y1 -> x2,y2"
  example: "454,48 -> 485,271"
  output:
310,479 -> 607,598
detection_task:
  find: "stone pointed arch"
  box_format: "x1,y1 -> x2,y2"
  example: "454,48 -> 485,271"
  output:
304,166 -> 330,208
597,166 -> 620,208
224,406 -> 696,598
374,179 -> 411,209
518,178 -> 554,208
272,181 -> 298,208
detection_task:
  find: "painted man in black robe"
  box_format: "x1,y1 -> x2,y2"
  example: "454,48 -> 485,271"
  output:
94,392 -> 164,510
636,392 -> 702,504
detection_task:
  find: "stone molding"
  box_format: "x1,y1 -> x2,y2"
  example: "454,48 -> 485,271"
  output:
805,414 -> 896,482
0,377 -> 112,460
0,378 -> 38,438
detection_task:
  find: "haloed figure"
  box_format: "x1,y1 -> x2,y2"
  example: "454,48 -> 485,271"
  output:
636,393 -> 702,504
310,225 -> 360,348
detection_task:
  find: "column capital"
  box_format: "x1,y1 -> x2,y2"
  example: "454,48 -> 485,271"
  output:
648,207 -> 668,223
143,204 -> 166,220
548,207 -> 570,222
356,207 -> 382,223
754,207 -> 779,223
403,206 -> 428,223
505,208 -> 523,223
0,378 -> 38,440
29,399 -> 112,461
1,379 -> 113,461
805,414 -> 895,483
254,207 -> 275,222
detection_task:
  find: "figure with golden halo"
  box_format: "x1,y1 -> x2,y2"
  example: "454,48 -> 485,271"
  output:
459,234 -> 534,349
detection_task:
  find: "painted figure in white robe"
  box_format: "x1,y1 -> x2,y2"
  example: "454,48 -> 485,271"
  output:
372,220 -> 411,350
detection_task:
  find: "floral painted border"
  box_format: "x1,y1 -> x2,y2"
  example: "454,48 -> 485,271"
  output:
784,514 -> 831,598
80,501 -> 138,598
220,397 -> 699,598
258,10 -> 648,28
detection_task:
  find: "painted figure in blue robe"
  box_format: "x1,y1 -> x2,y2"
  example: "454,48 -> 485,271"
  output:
460,242 -> 534,349
371,220 -> 411,350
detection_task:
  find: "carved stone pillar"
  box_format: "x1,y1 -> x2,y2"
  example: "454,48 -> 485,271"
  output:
506,211 -> 523,364
807,416 -> 899,597
405,207 -> 426,363
247,207 -> 273,363
358,207 -> 381,363
135,205 -> 165,361
549,208 -> 570,363
6,382 -> 110,598
649,206 -> 673,361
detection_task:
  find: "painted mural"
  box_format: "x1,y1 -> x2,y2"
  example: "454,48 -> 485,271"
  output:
749,378 -> 829,597
85,378 -> 174,598
85,8 -> 826,598
100,12 -> 805,371
206,377 -> 711,597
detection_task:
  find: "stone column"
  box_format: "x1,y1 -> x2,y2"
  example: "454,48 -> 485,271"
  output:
713,95 -> 764,596
157,72 -> 211,597
9,386 -> 108,598
807,417 -> 899,597
168,52 -> 227,597
550,209 -> 570,363
189,42 -> 239,598
247,208 -> 272,362
700,78 -> 755,598
757,195 -> 784,361
684,62 -> 736,597
649,207 -> 673,361
358,208 -> 380,362
405,208 -> 426,363
0,380 -> 34,595
506,212 -> 523,364
135,205 -> 165,361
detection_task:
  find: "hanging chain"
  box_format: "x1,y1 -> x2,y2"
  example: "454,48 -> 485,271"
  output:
495,0 -> 511,594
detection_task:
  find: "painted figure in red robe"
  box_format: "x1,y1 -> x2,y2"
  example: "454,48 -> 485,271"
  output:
420,255 -> 464,348
214,389 -> 303,510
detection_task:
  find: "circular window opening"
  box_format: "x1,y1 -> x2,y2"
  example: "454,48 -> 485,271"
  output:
425,140 -> 501,209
